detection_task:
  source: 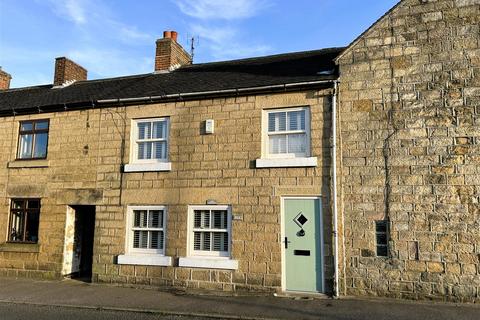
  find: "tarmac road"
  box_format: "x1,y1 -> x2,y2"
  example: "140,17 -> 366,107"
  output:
0,278 -> 479,320
0,303 -> 213,320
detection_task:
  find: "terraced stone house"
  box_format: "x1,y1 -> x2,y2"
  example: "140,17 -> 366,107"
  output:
0,0 -> 478,303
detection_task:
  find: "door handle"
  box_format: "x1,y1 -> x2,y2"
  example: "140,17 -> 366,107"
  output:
284,237 -> 291,249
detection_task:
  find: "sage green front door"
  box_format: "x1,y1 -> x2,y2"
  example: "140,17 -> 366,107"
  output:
284,198 -> 323,292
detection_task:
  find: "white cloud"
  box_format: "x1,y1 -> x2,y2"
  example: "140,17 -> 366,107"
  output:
209,43 -> 271,60
176,0 -> 274,61
13,72 -> 52,88
190,24 -> 237,43
68,48 -> 152,78
190,24 -> 271,61
174,0 -> 271,20
41,0 -> 152,44
44,0 -> 88,25
113,22 -> 152,43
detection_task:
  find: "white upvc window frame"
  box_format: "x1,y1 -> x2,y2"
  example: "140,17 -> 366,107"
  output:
125,117 -> 171,172
262,106 -> 311,159
179,205 -> 238,270
187,205 -> 232,258
118,205 -> 172,266
126,205 -> 167,255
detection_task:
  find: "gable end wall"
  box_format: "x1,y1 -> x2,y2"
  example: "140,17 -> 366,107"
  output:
337,0 -> 480,302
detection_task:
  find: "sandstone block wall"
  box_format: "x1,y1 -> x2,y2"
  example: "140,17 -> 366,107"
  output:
337,0 -> 479,302
0,90 -> 334,293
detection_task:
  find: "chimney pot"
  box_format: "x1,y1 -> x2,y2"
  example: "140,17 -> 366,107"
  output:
163,30 -> 172,39
0,67 -> 12,90
54,57 -> 87,86
171,31 -> 178,42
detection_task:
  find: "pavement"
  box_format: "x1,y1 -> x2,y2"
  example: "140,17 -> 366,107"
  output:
0,277 -> 478,320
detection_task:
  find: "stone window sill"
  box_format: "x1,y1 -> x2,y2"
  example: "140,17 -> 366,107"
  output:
178,257 -> 238,270
117,254 -> 173,266
255,157 -> 317,168
7,160 -> 49,169
124,162 -> 171,172
0,242 -> 40,253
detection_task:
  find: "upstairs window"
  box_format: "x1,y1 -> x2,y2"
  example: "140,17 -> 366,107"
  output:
131,118 -> 169,163
17,120 -> 49,159
9,199 -> 40,243
264,107 -> 310,158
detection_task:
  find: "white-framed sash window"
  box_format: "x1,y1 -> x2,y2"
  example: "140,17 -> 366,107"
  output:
132,118 -> 169,163
188,205 -> 231,258
265,107 -> 310,158
178,205 -> 238,270
127,206 -> 166,255
256,106 -> 316,168
125,117 -> 171,172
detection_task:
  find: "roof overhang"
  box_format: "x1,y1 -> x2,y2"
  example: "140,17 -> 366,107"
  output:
0,79 -> 337,117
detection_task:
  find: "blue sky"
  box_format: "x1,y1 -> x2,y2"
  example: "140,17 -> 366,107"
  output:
0,0 -> 398,88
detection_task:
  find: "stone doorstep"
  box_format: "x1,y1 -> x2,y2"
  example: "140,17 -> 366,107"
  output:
273,291 -> 331,300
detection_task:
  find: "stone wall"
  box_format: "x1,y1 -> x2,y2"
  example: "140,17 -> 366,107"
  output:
0,90 -> 335,293
337,0 -> 479,302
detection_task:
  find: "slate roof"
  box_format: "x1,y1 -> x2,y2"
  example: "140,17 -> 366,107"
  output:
0,47 -> 344,115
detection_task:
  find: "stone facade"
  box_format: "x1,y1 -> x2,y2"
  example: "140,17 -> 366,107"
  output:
337,0 -> 479,302
0,90 -> 335,293
1,0 -> 479,303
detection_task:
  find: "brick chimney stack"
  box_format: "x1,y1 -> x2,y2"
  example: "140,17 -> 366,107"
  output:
155,30 -> 192,72
0,67 -> 12,90
54,57 -> 87,86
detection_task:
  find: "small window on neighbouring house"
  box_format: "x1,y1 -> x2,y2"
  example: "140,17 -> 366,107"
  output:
131,118 -> 169,163
375,220 -> 388,257
264,107 -> 310,158
127,206 -> 166,255
189,206 -> 231,257
17,120 -> 49,159
9,199 -> 40,243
